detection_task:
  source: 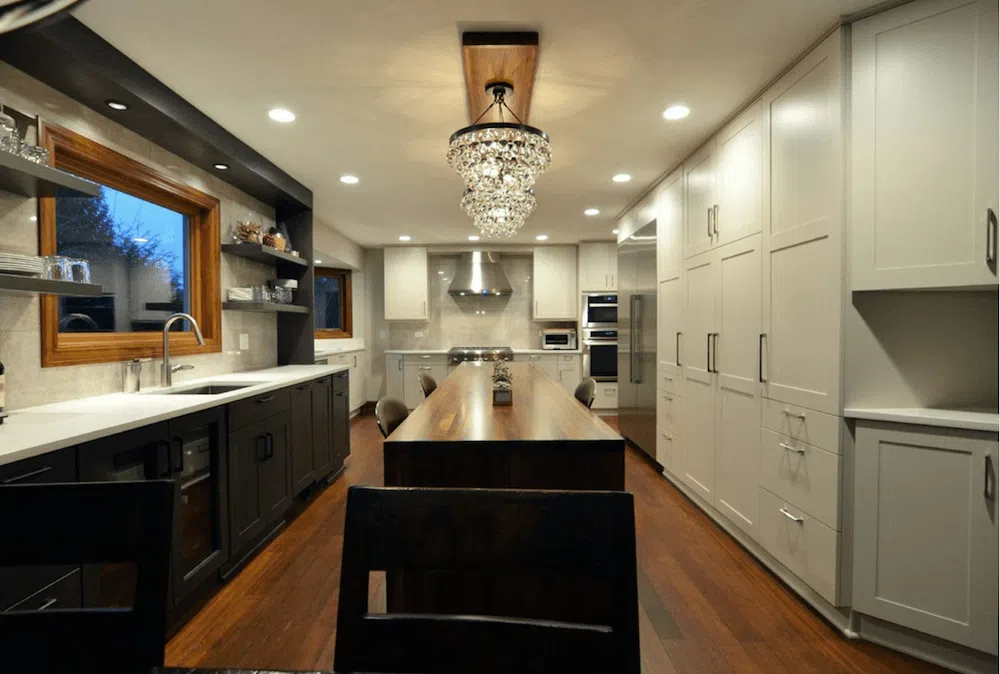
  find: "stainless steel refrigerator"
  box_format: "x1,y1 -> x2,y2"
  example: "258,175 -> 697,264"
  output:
617,220 -> 658,461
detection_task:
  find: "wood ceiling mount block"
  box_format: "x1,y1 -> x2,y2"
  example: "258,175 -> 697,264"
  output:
461,32 -> 539,125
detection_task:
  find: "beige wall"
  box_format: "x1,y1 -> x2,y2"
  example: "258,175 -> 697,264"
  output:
0,62 -> 278,410
314,217 -> 362,270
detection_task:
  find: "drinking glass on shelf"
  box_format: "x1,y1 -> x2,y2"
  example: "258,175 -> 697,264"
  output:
0,112 -> 20,155
68,259 -> 91,284
20,145 -> 49,165
42,256 -> 71,281
252,285 -> 267,303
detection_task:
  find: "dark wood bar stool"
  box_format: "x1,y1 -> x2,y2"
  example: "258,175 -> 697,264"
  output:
334,485 -> 640,674
0,480 -> 174,673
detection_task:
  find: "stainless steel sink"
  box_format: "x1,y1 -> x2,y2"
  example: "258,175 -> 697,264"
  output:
144,382 -> 264,395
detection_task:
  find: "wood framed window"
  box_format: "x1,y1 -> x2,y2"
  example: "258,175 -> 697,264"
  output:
39,124 -> 221,367
314,267 -> 352,338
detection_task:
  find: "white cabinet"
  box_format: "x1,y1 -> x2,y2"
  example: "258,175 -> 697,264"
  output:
578,243 -> 617,291
851,0 -> 998,290
683,142 -> 717,259
656,169 -> 684,283
332,351 -> 366,411
533,246 -> 578,320
657,277 -> 683,375
592,382 -> 618,410
384,247 -> 429,321
402,354 -> 449,410
556,354 -> 581,394
386,354 -> 404,402
761,30 -> 844,417
854,421 -> 998,654
715,101 -> 763,247
516,353 -> 559,381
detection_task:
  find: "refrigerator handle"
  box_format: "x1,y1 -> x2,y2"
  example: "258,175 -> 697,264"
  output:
628,295 -> 636,383
633,295 -> 642,383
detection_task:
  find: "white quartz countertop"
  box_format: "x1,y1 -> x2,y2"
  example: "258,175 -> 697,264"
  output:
315,347 -> 365,358
384,349 -> 582,355
845,407 -> 1000,433
0,364 -> 350,468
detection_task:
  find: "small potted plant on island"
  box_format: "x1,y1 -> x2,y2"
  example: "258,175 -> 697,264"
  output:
491,361 -> 512,406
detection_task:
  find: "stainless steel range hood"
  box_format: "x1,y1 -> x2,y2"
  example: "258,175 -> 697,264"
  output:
447,251 -> 513,296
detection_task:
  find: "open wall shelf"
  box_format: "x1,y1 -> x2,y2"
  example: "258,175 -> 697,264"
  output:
221,243 -> 308,267
222,301 -> 309,314
0,273 -> 103,296
0,151 -> 100,198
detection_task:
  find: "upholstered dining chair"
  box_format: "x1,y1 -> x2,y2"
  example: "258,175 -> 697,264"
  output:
574,377 -> 597,409
418,372 -> 438,398
375,396 -> 410,438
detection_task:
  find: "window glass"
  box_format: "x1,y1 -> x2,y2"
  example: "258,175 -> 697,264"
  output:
55,185 -> 188,333
315,274 -> 342,330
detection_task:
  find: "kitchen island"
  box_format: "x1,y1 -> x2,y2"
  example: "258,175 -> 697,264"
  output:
384,361 -> 624,490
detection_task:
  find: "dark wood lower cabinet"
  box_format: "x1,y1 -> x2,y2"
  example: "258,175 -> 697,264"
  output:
259,410 -> 292,520
332,385 -> 350,473
311,377 -> 334,479
290,383 -> 316,492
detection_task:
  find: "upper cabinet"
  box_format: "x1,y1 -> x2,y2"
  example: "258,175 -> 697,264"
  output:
656,169 -> 684,282
384,247 -> 429,321
533,246 -> 578,321
578,243 -> 618,291
851,0 -> 999,290
683,142 -> 717,258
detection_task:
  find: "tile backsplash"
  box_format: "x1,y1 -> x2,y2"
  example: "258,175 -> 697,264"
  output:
389,254 -> 574,350
0,62 -> 278,411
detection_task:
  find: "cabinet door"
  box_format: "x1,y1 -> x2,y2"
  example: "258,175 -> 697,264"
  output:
714,236 -> 763,538
258,411 -> 292,521
404,363 -> 427,409
312,377 -> 335,479
657,277 -> 683,375
762,31 -> 844,416
854,423 -> 998,654
533,246 -> 578,320
347,352 -> 365,411
332,387 -> 351,473
557,359 -> 581,394
683,142 -> 717,259
228,423 -> 266,554
384,247 -> 429,320
851,0 -> 998,290
578,243 -> 611,291
656,170 -> 684,282
715,101 -> 763,247
386,354 -> 405,401
680,250 -> 717,501
289,383 -> 314,493
606,244 -> 618,290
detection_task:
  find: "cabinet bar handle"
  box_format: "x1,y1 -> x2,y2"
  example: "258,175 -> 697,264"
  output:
676,331 -> 682,366
759,333 -> 766,383
38,598 -> 58,611
713,205 -> 719,235
782,408 -> 806,420
1,465 -> 52,484
297,384 -> 310,391
419,366 -> 432,371
256,396 -> 274,404
605,274 -> 609,287
987,209 -> 997,264
706,333 -> 711,372
779,442 -> 805,455
398,359 -> 403,371
985,455 -> 995,501
707,207 -> 712,237
422,301 -> 426,317
779,507 -> 804,523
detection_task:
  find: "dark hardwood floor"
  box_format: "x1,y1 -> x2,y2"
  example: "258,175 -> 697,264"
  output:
166,413 -> 945,673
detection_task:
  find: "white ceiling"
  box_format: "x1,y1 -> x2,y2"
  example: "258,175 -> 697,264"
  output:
74,0 -> 875,247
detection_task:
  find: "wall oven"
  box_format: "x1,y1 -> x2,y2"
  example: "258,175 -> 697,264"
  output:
583,329 -> 617,382
582,294 -> 618,329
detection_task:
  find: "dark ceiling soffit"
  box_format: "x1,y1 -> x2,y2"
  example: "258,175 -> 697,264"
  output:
0,16 -> 312,214
461,31 -> 539,46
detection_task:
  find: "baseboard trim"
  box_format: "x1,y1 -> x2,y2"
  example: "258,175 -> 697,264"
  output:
854,613 -> 998,674
359,401 -> 376,415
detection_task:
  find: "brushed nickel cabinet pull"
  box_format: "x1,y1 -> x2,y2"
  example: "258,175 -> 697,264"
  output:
713,204 -> 719,235
986,455 -> 995,501
987,208 -> 997,264
779,442 -> 805,455
780,507 -> 804,524
783,408 -> 806,420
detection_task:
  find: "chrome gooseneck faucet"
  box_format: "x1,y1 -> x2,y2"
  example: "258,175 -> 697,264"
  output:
162,312 -> 205,387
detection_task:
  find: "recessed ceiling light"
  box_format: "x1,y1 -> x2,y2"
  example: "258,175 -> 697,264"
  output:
398,235 -> 412,242
133,237 -> 148,243
468,235 -> 480,241
662,104 -> 690,121
105,100 -> 128,111
29,216 -> 37,222
213,163 -> 229,170
612,173 -> 631,183
315,259 -> 323,264
584,208 -> 600,216
612,228 -> 620,234
438,270 -> 445,275
536,234 -> 549,241
340,175 -> 359,185
268,107 -> 296,123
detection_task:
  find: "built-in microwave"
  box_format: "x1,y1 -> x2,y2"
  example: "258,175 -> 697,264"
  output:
541,328 -> 577,350
582,294 -> 617,329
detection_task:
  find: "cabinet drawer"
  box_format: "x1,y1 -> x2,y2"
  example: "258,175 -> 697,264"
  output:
0,447 -> 76,485
332,372 -> 348,393
657,391 -> 681,431
656,369 -> 683,397
558,354 -> 579,364
758,487 -> 840,605
228,388 -> 291,431
592,383 -> 618,410
657,427 -> 681,476
760,428 -> 841,530
5,568 -> 81,613
405,353 -> 450,366
762,399 -> 841,455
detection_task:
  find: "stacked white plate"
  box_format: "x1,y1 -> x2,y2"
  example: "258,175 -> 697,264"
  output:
0,252 -> 43,277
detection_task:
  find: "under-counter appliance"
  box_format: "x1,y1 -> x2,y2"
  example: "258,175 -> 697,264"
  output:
582,329 -> 617,382
541,328 -> 577,350
617,220 -> 658,460
447,346 -> 515,364
582,293 -> 618,329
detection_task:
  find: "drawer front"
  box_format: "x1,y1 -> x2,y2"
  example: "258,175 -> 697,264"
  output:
229,388 -> 292,431
656,368 -> 683,397
657,427 -> 681,476
592,383 -> 618,410
657,391 -> 681,431
762,399 -> 841,455
758,487 -> 840,605
6,569 -> 81,613
0,447 -> 76,485
332,372 -> 349,393
558,354 -> 579,364
760,428 -> 841,530
405,353 -> 450,366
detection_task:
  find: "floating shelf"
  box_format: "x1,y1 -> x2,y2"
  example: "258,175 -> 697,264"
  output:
221,243 -> 308,267
222,301 -> 309,314
0,273 -> 103,296
0,151 -> 101,198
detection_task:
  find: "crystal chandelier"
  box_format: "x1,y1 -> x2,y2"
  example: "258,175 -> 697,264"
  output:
448,83 -> 551,237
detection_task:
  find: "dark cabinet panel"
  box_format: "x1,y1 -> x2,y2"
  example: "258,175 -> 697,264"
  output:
77,423 -> 169,482
332,371 -> 348,394
332,387 -> 350,474
289,383 -> 315,493
259,411 -> 292,520
312,377 -> 334,479
5,568 -> 81,613
228,422 -> 267,554
229,388 -> 291,432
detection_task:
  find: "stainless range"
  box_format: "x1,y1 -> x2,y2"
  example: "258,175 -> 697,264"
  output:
447,346 -> 515,364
